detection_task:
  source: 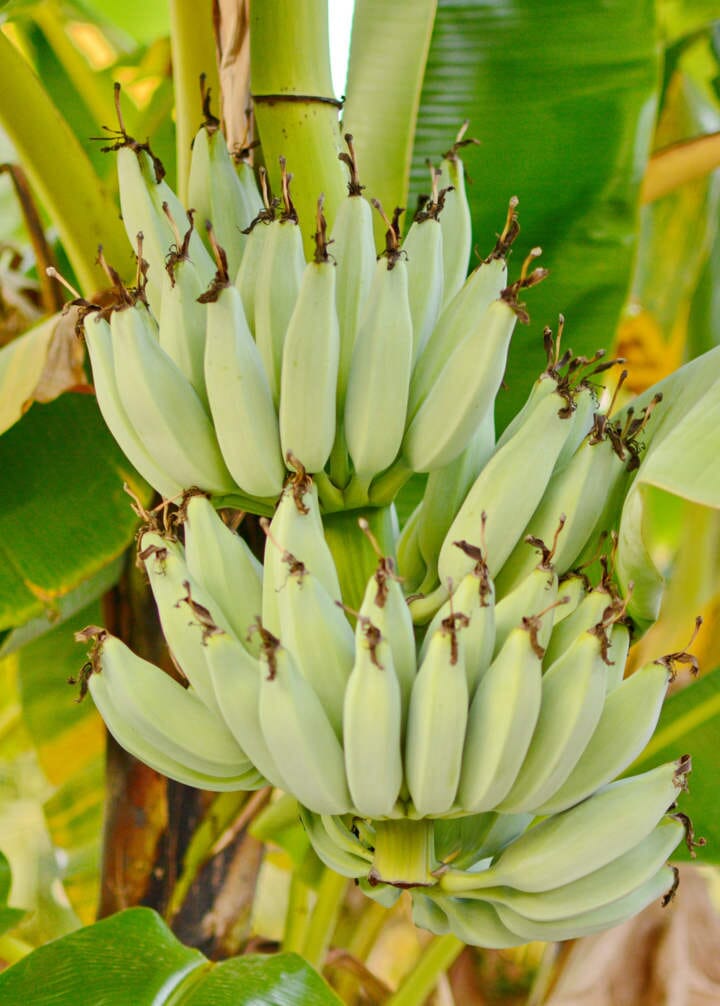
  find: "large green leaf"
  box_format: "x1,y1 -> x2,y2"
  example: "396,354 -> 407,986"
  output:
632,665 -> 720,863
0,392 -> 146,635
411,0 -> 660,428
0,907 -> 343,1004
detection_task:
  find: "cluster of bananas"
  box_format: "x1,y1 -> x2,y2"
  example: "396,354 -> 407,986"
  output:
72,91 -> 698,947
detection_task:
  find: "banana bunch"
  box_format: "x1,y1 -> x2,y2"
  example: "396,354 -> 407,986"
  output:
75,90 -> 703,947
84,94 -> 546,514
78,461 -> 696,945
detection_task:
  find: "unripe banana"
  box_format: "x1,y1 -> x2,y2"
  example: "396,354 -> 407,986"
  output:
261,476 -> 342,635
82,629 -> 257,779
553,571 -> 589,624
343,622 -> 403,818
492,555 -> 560,656
254,161 -> 306,403
428,894 -> 525,949
457,620 -> 543,813
202,244 -> 286,499
344,208 -> 413,482
111,300 -> 234,494
605,621 -> 631,691
471,818 -> 684,921
331,135 -> 376,407
187,95 -> 260,277
139,530 -> 225,714
276,561 -> 355,736
158,213 -> 209,408
496,425 -> 627,594
405,614 -> 469,817
408,197 -> 517,414
437,125 -> 477,306
420,555 -> 495,694
110,90 -> 214,307
299,808 -> 371,878
87,652 -> 263,791
542,583 -> 616,669
356,549 -> 417,726
402,297 -> 518,473
82,310 -> 181,499
402,173 -> 445,362
441,758 -> 691,893
183,495 -> 263,654
257,633 -> 351,815
437,387 -> 584,590
413,410 -> 496,597
536,661 -> 670,814
494,866 -> 676,943
203,629 -> 287,789
279,201 -> 340,474
497,623 -> 613,813
235,199 -> 274,334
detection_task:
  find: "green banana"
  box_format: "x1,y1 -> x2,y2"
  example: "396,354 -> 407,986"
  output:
494,866 -> 676,943
183,495 -> 263,654
81,628 -> 260,781
202,244 -> 286,499
276,559 -> 355,737
299,808 -> 371,878
254,160 -> 306,403
82,309 -> 181,499
437,124 -> 477,306
111,299 -> 234,494
261,475 -> 341,636
257,632 -> 351,815
343,622 -> 403,818
497,622 -> 614,813
344,206 -> 413,483
405,614 -> 469,817
139,530 -> 225,714
356,547 -> 417,725
436,385 -> 585,590
457,621 -> 543,812
87,656 -> 263,791
402,172 -> 445,362
469,818 -> 683,921
279,200 -> 340,474
187,89 -> 260,277
158,209 -> 209,408
203,629 -> 288,789
441,758 -> 691,893
536,661 -> 671,814
429,894 -> 526,949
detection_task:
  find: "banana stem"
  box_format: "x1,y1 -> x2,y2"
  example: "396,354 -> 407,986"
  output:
302,868 -> 349,970
386,933 -> 464,1006
169,0 -> 220,203
371,819 -> 435,887
283,872 -> 313,954
249,0 -> 346,246
324,505 -> 395,612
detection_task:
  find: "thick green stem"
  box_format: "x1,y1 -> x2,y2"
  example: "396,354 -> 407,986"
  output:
283,872 -> 313,954
371,819 -> 436,887
324,505 -> 395,613
302,868 -> 348,970
0,32 -> 127,293
249,0 -> 345,248
169,0 -> 220,203
387,933 -> 464,1006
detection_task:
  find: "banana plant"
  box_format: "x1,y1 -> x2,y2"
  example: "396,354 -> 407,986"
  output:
0,0 -> 719,1003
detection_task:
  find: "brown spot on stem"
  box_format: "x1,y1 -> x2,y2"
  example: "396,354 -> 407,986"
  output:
655,616 -> 702,681
339,134 -> 364,197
